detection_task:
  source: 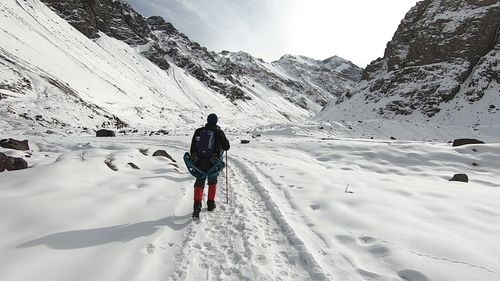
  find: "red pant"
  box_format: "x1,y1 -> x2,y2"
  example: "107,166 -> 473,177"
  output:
194,184 -> 216,201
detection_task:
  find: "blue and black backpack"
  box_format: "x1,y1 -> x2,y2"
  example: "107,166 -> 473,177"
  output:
196,129 -> 215,159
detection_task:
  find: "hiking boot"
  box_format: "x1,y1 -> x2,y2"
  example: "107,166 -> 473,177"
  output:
207,200 -> 216,211
192,201 -> 202,218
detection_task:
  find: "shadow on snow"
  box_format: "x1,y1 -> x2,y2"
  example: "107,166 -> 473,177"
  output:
17,215 -> 191,249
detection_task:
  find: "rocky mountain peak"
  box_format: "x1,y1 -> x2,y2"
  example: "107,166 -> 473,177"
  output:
378,0 -> 500,74
325,0 -> 500,122
277,54 -> 317,65
146,16 -> 179,35
41,0 -> 152,45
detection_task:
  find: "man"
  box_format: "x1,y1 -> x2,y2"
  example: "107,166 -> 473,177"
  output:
190,113 -> 230,218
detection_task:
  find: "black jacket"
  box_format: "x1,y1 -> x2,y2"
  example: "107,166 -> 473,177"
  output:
190,124 -> 230,158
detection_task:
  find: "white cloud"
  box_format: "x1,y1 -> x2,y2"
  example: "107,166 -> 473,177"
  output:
128,0 -> 420,67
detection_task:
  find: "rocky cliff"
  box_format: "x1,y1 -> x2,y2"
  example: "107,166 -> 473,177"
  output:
320,0 -> 499,124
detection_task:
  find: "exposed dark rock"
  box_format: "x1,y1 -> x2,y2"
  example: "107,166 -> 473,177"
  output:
0,153 -> 28,171
147,16 -> 178,35
0,152 -> 9,172
3,157 -> 16,171
0,138 -> 30,151
452,138 -> 485,147
96,129 -> 115,137
40,0 -> 151,45
240,140 -> 251,144
152,150 -> 176,162
138,148 -> 148,156
152,129 -> 169,136
449,174 -> 469,183
104,154 -> 118,171
11,157 -> 28,170
127,162 -> 140,169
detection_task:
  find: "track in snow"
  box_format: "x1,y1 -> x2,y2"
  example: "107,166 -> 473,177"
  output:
166,156 -> 325,281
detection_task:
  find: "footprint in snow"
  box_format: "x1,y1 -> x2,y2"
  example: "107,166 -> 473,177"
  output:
145,243 -> 155,254
335,235 -> 356,244
367,245 -> 391,257
309,204 -> 321,210
358,235 -> 376,245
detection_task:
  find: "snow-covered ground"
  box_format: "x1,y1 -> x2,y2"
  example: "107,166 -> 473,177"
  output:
1,125 -> 499,281
1,1 -> 500,280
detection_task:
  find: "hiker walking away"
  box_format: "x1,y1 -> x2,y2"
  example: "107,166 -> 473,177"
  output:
190,113 -> 230,218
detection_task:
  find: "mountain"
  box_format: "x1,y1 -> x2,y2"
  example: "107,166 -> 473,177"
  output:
39,0 -> 362,109
0,0 -> 294,132
318,0 -> 500,126
0,0 -> 361,132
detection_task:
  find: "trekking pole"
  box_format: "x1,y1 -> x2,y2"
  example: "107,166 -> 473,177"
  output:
226,151 -> 229,204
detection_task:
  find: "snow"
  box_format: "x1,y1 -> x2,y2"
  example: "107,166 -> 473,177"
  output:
436,2 -> 500,34
0,0 -> 308,131
1,0 -> 500,280
1,125 -> 500,281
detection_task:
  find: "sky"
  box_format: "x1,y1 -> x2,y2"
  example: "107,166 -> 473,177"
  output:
127,0 -> 421,67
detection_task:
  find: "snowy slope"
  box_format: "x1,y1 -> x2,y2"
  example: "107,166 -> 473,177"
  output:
0,0 -> 310,133
1,130 -> 500,281
39,0 -> 362,112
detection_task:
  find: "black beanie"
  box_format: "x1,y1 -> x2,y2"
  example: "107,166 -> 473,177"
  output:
207,113 -> 218,125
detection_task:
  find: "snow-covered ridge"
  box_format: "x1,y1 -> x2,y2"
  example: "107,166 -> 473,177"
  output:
39,0 -> 362,110
0,0 -> 314,132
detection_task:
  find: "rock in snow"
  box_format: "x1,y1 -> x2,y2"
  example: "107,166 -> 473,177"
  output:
127,162 -> 140,169
0,153 -> 10,172
152,150 -> 175,162
0,152 -> 28,171
449,173 -> 469,183
452,138 -> 485,147
0,139 -> 30,151
96,129 -> 116,137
